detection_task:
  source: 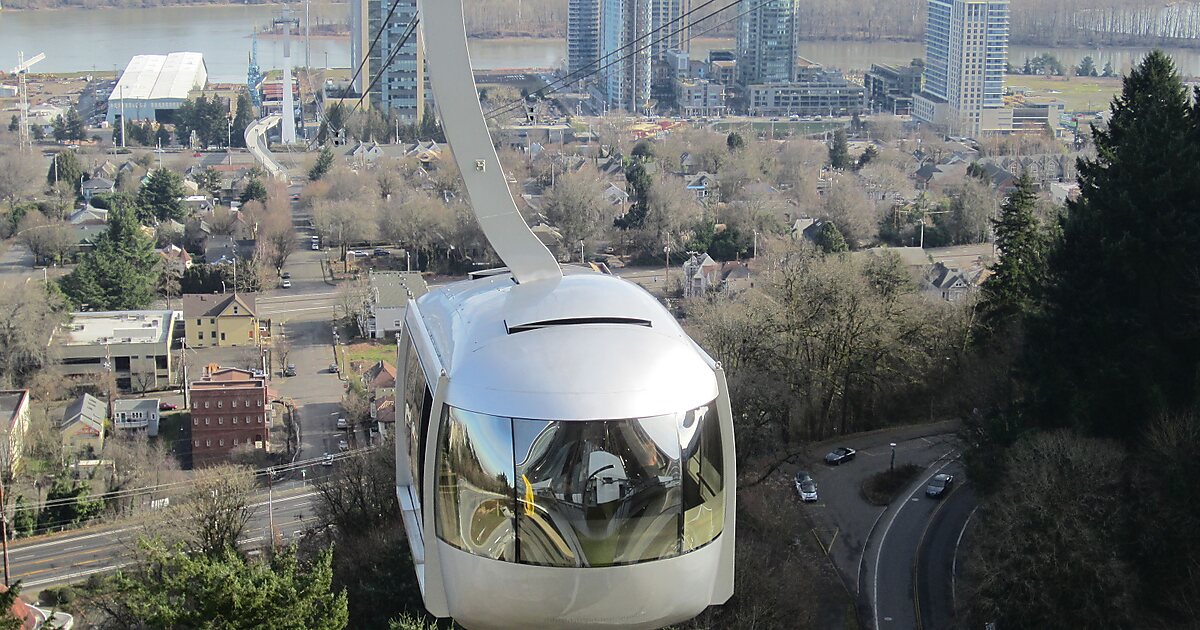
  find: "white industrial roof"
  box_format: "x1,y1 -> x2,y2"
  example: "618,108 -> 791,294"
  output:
61,311 -> 181,346
113,53 -> 207,101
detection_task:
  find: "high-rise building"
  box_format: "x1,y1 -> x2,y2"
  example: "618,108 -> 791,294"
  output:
568,0 -> 602,86
358,0 -> 424,123
649,0 -> 690,99
736,0 -> 799,86
601,0 -> 652,112
349,0 -> 369,95
913,0 -> 1010,136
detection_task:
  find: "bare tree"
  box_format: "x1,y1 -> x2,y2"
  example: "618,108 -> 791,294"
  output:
820,179 -> 880,247
258,207 -> 296,275
0,282 -> 66,388
543,166 -> 608,258
16,211 -> 75,266
0,149 -> 40,212
180,464 -> 255,557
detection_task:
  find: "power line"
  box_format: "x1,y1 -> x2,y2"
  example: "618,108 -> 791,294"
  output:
341,0 -> 407,104
351,17 -> 421,120
487,0 -> 763,120
487,0 -> 729,119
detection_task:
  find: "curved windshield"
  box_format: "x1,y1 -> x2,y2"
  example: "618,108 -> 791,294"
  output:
435,402 -> 724,567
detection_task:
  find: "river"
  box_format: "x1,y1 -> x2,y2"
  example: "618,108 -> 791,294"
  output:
3,4 -> 1200,82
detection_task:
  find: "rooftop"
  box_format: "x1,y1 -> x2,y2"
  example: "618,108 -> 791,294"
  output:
181,293 -> 258,318
113,398 -> 159,414
0,391 -> 28,432
113,52 -> 207,101
60,311 -> 179,346
368,271 -> 429,308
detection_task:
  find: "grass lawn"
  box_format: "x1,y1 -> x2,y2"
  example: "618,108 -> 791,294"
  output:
346,341 -> 398,372
712,120 -> 847,137
1006,75 -> 1122,113
155,412 -> 188,455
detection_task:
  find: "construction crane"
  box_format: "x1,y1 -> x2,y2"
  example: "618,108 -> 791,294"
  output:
11,52 -> 45,153
248,29 -> 264,108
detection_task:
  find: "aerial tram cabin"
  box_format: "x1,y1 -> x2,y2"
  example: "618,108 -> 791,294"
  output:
394,2 -> 736,628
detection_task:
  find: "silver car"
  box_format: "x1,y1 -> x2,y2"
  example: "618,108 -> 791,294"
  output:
797,480 -> 819,503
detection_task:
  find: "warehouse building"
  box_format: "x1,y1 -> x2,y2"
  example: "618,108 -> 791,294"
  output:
106,52 -> 208,124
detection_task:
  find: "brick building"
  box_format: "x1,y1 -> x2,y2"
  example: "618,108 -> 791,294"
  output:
189,367 -> 271,466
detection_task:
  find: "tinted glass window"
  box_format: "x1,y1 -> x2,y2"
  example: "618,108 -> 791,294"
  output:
435,407 -> 517,562
514,415 -> 682,567
434,401 -> 722,567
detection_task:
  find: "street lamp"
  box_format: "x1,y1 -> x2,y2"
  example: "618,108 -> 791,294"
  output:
889,442 -> 897,472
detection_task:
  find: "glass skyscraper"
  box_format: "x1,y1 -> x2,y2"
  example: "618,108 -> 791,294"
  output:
913,0 -> 1010,136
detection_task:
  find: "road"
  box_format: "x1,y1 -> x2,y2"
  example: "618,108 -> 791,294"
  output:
915,484 -> 978,630
245,115 -> 288,181
8,483 -> 322,590
870,457 -> 964,629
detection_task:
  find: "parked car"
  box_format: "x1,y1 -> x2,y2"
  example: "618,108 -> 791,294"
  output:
311,241 -> 320,251
337,439 -> 349,452
158,402 -> 178,411
373,248 -> 389,257
794,470 -> 812,487
281,271 -> 291,279
797,480 -> 819,502
322,453 -> 334,466
925,473 -> 954,498
283,364 -> 297,377
329,363 -> 338,373
280,279 -> 292,289
824,447 -> 857,465
336,417 -> 348,430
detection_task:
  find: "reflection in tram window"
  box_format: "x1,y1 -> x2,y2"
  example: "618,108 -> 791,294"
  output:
435,408 -> 517,561
432,402 -> 723,567
681,404 -> 724,551
402,335 -> 432,504
514,416 -> 683,567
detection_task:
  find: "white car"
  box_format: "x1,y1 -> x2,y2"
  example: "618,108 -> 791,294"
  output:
280,279 -> 292,289
311,241 -> 320,251
337,439 -> 349,452
797,480 -> 819,503
336,417 -> 348,430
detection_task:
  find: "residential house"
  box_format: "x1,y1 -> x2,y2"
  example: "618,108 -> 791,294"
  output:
181,195 -> 214,214
603,182 -> 630,210
91,161 -> 120,181
80,177 -> 115,202
971,162 -> 1019,194
402,140 -> 442,166
363,361 -> 397,401
359,271 -> 431,340
67,205 -> 109,254
202,235 -> 255,264
682,253 -> 721,298
913,158 -> 970,191
189,367 -> 271,466
720,261 -> 755,295
923,262 -> 979,302
182,293 -> 263,348
55,311 -> 182,392
62,393 -> 107,455
685,172 -> 718,201
112,398 -> 160,435
0,391 -> 30,479
345,141 -> 385,166
157,244 -> 193,276
372,395 -> 395,438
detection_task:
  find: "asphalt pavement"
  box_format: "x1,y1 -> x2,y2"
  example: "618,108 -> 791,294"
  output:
915,484 -> 978,630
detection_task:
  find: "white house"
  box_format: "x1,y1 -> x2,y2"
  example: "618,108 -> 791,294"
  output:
112,398 -> 161,435
359,271 -> 430,340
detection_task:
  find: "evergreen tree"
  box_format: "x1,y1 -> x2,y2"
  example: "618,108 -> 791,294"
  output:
614,159 -> 653,230
0,582 -> 24,630
6,116 -> 17,133
45,151 -> 83,196
38,475 -> 103,529
137,168 -> 187,223
240,177 -> 269,205
31,125 -> 44,141
1102,60 -> 1115,77
1027,50 -> 1200,439
110,543 -> 349,629
857,145 -> 879,170
59,204 -> 159,310
65,107 -> 86,141
309,146 -> 334,181
230,92 -> 253,149
1076,56 -> 1099,77
815,221 -> 848,253
12,496 -> 35,538
979,173 -> 1047,332
828,128 -> 851,169
51,115 -> 68,142
726,132 -> 745,152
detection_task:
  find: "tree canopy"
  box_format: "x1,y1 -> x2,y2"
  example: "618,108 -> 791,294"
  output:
59,203 -> 160,310
137,168 -> 187,223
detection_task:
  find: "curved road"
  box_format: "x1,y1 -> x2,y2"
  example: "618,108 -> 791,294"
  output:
871,456 -> 972,629
915,484 -> 977,629
244,114 -> 289,181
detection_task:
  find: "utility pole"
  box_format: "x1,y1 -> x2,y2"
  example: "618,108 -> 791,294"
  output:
120,85 -> 126,149
0,478 -> 10,587
266,466 -> 276,546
